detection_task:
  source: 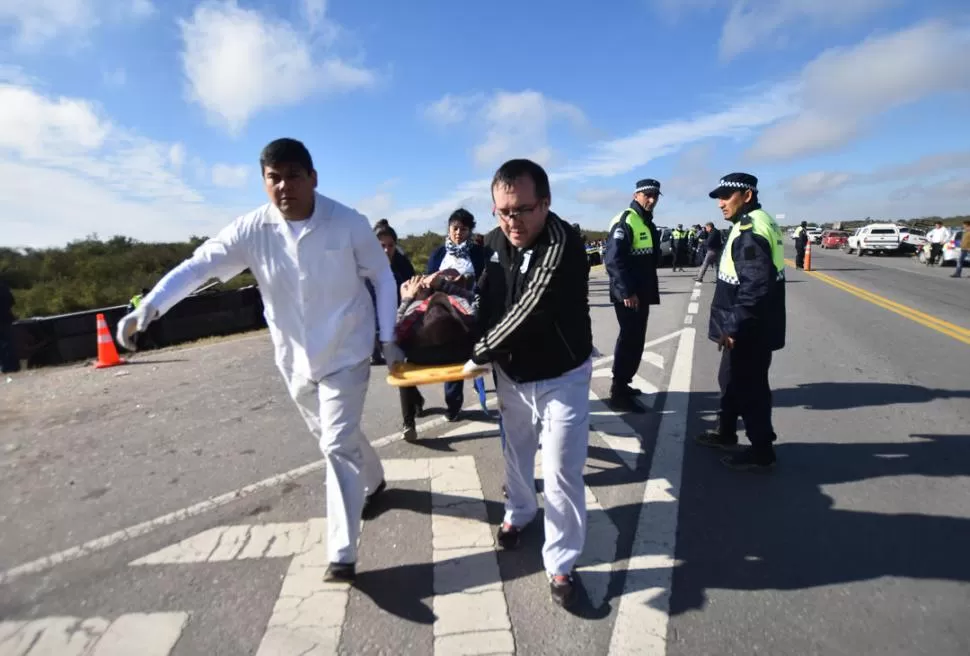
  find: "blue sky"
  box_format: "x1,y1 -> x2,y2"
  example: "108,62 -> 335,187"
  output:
2,0 -> 969,248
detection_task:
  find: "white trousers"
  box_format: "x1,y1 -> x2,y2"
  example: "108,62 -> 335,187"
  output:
496,358 -> 592,576
285,359 -> 384,564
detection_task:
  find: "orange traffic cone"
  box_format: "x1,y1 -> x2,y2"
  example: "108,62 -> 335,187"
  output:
804,242 -> 813,271
94,313 -> 126,369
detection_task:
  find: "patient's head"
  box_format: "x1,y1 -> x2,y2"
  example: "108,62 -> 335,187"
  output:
415,294 -> 468,346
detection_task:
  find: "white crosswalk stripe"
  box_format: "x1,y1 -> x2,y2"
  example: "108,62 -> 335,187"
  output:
0,613 -> 189,656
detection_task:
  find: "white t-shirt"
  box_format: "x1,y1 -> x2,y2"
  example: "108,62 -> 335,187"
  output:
927,227 -> 951,244
439,250 -> 475,278
286,218 -> 311,241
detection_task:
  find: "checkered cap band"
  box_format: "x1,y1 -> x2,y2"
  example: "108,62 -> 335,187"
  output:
717,179 -> 755,191
636,185 -> 660,193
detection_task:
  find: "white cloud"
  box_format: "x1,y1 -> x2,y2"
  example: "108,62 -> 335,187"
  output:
0,65 -> 35,85
784,150 -> 970,198
560,82 -> 797,180
663,142 -> 721,200
354,179 -> 402,222
719,0 -> 895,60
0,81 -> 250,248
749,21 -> 970,160
168,143 -> 186,172
422,92 -> 483,126
422,90 -> 588,169
381,178 -> 494,237
573,188 -> 629,210
179,0 -> 377,135
0,84 -> 110,157
786,171 -> 856,197
650,0 -> 898,60
211,163 -> 248,188
474,90 -> 587,169
0,0 -> 155,48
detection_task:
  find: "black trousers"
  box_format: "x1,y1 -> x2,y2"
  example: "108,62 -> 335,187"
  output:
399,386 -> 425,428
672,245 -> 687,269
795,246 -> 805,268
612,301 -> 649,391
717,344 -> 777,448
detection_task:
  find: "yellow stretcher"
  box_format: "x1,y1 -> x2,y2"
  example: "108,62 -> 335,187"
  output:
385,362 -> 481,387
386,363 -> 490,411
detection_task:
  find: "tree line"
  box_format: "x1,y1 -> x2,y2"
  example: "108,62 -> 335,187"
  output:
1,214 -> 965,319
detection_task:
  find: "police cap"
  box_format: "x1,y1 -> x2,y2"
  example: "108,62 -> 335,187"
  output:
709,172 -> 758,199
635,178 -> 662,196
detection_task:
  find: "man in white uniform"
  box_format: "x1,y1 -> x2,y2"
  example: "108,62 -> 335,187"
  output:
116,138 -> 401,583
926,221 -> 952,266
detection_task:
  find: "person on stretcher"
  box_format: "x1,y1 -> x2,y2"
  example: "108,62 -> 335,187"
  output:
394,270 -> 480,441
394,269 -> 480,365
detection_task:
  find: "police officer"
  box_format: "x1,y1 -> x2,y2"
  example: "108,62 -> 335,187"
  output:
604,178 -> 661,414
671,223 -> 688,271
793,220 -> 808,269
696,173 -> 786,471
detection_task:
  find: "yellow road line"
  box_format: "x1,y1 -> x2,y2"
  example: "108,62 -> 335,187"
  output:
784,259 -> 970,345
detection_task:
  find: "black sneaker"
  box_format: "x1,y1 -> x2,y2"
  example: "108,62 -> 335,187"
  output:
607,393 -> 647,414
550,573 -> 577,608
496,523 -> 521,550
694,430 -> 739,450
323,562 -> 356,583
445,408 -> 461,422
402,424 -> 417,443
619,384 -> 644,397
362,480 -> 386,519
721,447 -> 776,472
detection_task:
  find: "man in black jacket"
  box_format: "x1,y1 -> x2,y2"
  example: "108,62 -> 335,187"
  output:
794,221 -> 809,269
696,173 -> 786,472
695,222 -> 723,282
603,179 -> 662,413
467,158 -> 593,609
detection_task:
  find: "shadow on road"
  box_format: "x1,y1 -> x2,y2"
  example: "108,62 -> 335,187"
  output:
356,379 -> 970,626
687,381 -> 969,412
773,382 -> 970,410
668,431 -> 970,616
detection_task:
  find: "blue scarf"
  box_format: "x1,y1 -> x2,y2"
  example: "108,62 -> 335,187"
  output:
445,239 -> 470,258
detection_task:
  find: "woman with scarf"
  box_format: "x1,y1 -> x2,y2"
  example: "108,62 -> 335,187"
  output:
425,208 -> 486,420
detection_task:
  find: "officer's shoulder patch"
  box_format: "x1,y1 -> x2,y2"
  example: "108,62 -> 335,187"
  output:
613,227 -> 626,239
743,245 -> 757,260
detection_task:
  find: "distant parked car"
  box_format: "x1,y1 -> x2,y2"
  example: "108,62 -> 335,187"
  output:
807,228 -> 823,244
942,230 -> 968,266
847,223 -> 902,256
844,227 -> 864,254
820,230 -> 849,249
898,227 -> 927,254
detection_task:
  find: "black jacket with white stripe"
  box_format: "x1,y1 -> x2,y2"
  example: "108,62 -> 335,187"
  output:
472,212 -> 593,383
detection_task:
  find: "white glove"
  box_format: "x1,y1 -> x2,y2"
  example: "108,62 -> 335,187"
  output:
462,359 -> 490,376
381,342 -> 405,370
116,302 -> 158,351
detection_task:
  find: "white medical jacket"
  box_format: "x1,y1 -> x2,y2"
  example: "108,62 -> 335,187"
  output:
144,193 -> 398,381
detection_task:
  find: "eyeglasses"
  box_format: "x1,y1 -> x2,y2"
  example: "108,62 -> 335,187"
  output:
493,203 -> 540,222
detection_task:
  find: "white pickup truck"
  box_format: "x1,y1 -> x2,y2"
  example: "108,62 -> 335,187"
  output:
844,223 -> 901,256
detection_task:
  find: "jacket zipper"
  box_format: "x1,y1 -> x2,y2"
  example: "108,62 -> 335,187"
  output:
554,322 -> 577,361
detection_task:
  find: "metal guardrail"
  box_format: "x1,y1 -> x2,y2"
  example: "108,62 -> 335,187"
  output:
9,286 -> 266,368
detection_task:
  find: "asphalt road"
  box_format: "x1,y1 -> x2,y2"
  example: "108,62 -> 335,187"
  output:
0,248 -> 967,655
